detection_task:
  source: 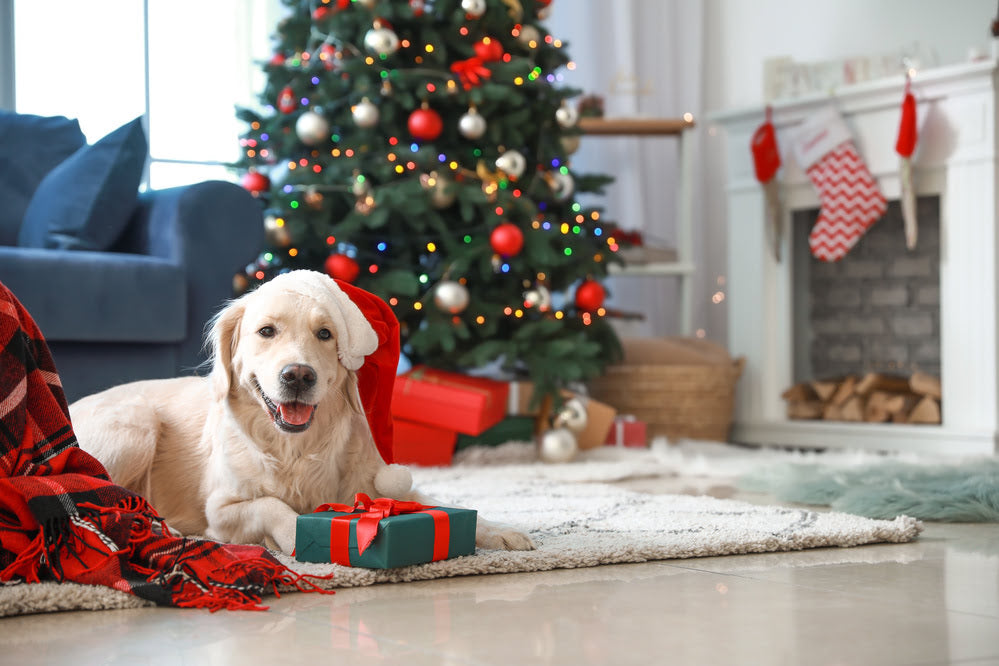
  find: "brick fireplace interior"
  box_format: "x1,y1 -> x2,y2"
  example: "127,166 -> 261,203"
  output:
792,197 -> 941,384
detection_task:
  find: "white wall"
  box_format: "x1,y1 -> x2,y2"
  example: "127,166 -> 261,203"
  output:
551,0 -> 997,345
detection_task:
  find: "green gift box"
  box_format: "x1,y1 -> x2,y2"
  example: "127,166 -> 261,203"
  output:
455,416 -> 537,450
295,494 -> 477,568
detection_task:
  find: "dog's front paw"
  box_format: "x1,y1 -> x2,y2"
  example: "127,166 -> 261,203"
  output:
272,517 -> 298,555
476,522 -> 535,551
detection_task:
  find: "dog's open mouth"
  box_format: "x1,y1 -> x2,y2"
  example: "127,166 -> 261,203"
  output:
253,378 -> 316,433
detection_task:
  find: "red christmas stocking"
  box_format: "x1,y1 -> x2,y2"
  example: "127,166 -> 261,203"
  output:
791,107 -> 886,262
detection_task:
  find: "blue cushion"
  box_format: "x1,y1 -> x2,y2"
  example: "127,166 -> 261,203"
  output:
18,117 -> 148,251
0,112 -> 86,246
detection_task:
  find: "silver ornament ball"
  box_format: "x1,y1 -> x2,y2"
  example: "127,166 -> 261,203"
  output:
551,171 -> 574,201
433,280 -> 470,314
538,427 -> 579,463
364,27 -> 400,56
295,110 -> 330,145
459,109 -> 487,139
495,149 -> 526,179
555,104 -> 579,128
352,98 -> 380,128
523,284 -> 552,311
517,25 -> 541,47
553,397 -> 588,433
461,0 -> 487,17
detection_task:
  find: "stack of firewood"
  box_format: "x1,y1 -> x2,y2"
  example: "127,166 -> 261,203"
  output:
782,371 -> 941,424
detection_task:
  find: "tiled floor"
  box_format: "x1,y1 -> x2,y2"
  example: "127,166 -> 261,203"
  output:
2,478 -> 998,665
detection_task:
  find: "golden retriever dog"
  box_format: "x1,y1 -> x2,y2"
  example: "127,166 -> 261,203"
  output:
70,270 -> 533,555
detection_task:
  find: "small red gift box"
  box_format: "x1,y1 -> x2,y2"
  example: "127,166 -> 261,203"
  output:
604,416 -> 648,447
392,417 -> 457,467
392,366 -> 508,436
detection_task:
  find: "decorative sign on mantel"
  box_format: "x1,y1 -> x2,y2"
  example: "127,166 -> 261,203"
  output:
762,42 -> 939,102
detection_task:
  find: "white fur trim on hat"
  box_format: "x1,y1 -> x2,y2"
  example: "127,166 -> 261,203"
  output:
259,270 -> 378,370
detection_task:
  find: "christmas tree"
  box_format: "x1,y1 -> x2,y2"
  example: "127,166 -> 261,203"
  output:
235,0 -> 625,402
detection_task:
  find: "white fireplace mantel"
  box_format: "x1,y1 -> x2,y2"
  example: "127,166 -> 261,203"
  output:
710,60 -> 999,455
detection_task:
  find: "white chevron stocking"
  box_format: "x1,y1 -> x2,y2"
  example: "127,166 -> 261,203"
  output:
806,141 -> 886,262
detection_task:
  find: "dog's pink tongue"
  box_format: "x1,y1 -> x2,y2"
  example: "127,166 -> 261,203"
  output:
278,402 -> 314,425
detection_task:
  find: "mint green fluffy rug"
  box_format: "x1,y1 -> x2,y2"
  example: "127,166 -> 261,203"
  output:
739,458 -> 999,522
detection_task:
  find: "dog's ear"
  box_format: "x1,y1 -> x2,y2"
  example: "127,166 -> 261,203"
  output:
208,300 -> 244,399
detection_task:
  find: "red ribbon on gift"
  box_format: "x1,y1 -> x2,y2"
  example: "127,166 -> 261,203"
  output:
450,57 -> 492,90
313,493 -> 451,566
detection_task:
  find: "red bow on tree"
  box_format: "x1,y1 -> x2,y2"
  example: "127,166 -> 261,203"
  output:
450,57 -> 492,90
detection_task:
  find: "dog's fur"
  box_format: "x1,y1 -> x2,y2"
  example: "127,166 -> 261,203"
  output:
70,271 -> 533,555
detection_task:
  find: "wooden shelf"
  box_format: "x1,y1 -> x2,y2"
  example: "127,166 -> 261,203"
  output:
578,116 -> 696,136
609,261 -> 696,277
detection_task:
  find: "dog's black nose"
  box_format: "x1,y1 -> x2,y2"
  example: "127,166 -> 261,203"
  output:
280,364 -> 317,391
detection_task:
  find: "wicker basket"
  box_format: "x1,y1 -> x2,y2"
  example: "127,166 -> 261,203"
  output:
588,338 -> 745,442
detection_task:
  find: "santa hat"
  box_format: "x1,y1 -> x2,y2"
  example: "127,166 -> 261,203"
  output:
332,278 -> 399,465
260,271 -> 399,464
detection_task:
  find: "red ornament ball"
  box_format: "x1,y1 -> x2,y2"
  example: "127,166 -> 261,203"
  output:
574,280 -> 606,312
240,171 -> 270,195
277,85 -> 297,114
324,253 -> 360,283
473,37 -> 504,62
490,222 -> 524,257
408,107 -> 444,141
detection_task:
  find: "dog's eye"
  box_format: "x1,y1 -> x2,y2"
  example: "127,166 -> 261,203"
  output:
317,328 -> 332,340
258,326 -> 276,338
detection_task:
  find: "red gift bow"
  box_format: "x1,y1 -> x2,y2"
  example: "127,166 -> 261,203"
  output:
450,57 -> 492,90
313,493 -> 450,565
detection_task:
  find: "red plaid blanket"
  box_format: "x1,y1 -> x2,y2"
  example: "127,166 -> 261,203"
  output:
0,282 -> 329,611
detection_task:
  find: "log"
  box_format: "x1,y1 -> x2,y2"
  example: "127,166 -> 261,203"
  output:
787,401 -> 824,419
810,379 -> 838,402
855,373 -> 911,396
830,375 -> 858,406
863,391 -> 893,422
782,373 -> 941,425
781,383 -> 818,402
908,396 -> 942,424
910,371 -> 942,400
839,395 -> 865,421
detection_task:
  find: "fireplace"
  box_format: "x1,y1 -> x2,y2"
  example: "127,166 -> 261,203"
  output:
712,60 -> 999,455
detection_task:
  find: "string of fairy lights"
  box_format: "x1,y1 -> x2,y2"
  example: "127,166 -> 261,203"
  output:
239,0 -> 620,327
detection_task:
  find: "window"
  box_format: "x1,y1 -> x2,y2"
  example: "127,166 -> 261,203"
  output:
12,0 -> 279,189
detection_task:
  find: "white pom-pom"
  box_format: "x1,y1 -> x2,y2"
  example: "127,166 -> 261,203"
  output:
375,464 -> 413,498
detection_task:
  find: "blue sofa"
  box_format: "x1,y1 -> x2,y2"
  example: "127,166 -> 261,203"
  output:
0,112 -> 264,402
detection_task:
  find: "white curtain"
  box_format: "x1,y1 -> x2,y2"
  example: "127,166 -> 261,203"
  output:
548,0 -> 707,339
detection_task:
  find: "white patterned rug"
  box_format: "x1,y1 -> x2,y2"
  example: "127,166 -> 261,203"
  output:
0,441 -> 921,616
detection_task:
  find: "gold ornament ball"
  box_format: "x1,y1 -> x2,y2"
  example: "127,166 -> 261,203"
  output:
232,272 -> 250,295
303,187 -> 324,210
538,427 -> 578,463
420,172 -> 456,209
561,135 -> 581,155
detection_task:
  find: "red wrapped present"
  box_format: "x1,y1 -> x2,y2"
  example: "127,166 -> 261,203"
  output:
604,415 -> 648,447
392,366 -> 508,436
392,417 -> 458,467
